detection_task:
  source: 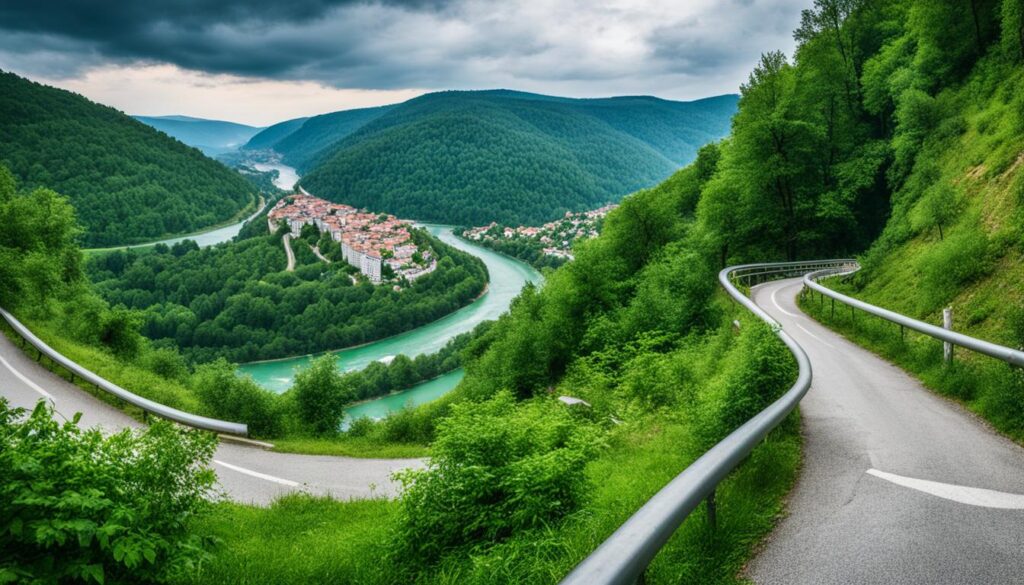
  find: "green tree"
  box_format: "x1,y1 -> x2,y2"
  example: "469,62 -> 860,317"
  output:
293,355 -> 352,436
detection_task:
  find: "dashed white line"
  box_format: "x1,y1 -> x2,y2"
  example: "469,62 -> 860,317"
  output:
0,353 -> 56,402
867,469 -> 1024,510
771,285 -> 803,318
214,459 -> 300,487
795,323 -> 836,349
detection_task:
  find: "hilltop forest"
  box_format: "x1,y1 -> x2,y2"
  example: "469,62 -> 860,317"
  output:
289,91 -> 737,227
0,71 -> 256,247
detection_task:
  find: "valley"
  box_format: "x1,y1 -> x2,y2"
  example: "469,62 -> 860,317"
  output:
6,1 -> 1024,583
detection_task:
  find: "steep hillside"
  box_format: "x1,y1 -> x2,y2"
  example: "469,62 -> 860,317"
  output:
134,115 -> 263,155
299,90 -> 737,226
242,116 -> 308,151
249,106 -> 394,169
0,71 -> 256,246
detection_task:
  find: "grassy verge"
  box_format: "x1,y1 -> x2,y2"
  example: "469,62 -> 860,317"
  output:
799,282 -> 1024,442
175,315 -> 802,584
0,316 -> 200,417
176,411 -> 798,585
0,314 -> 432,458
271,436 -> 429,458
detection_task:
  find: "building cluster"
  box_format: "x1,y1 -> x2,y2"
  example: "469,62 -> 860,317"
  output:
268,193 -> 435,283
463,204 -> 618,260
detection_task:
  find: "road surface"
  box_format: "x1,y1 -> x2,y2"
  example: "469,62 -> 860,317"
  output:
282,233 -> 296,271
0,332 -> 421,505
746,278 -> 1024,584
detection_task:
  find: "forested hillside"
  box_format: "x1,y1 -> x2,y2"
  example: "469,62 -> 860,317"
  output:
298,90 -> 737,227
134,115 -> 263,155
242,116 -> 308,150
0,71 -> 256,246
261,105 -> 395,170
86,227 -> 487,363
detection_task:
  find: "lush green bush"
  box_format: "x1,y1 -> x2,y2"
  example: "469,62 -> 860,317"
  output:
293,355 -> 354,436
917,228 -> 993,313
390,392 -> 602,566
0,399 -> 218,584
192,359 -> 287,438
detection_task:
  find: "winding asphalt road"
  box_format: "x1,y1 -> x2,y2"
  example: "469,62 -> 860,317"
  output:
746,278 -> 1024,584
282,233 -> 296,271
0,332 -> 422,505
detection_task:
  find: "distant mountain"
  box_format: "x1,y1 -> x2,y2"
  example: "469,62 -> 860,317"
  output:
242,116 -> 308,151
134,115 -> 264,155
0,71 -> 255,246
297,90 -> 738,227
243,105 -> 394,170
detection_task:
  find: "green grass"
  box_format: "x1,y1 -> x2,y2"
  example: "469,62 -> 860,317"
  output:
179,496 -> 394,585
177,408 -> 799,584
271,436 -> 429,458
800,285 -> 1024,443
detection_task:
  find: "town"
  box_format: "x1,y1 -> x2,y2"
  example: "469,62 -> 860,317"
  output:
268,191 -> 436,283
461,204 -> 618,262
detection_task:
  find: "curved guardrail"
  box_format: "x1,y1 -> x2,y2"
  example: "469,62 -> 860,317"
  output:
804,266 -> 1024,368
559,259 -> 854,585
0,307 -> 249,436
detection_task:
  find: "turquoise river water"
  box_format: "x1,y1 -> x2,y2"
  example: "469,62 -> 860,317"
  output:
238,225 -> 542,420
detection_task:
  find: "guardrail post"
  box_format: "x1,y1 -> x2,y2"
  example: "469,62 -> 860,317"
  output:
830,297 -> 835,319
943,308 -> 953,363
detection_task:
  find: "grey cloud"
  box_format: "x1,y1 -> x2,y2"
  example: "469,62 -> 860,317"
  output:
0,0 -> 807,95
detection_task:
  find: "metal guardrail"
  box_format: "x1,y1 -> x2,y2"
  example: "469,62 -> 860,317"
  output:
0,307 -> 248,436
804,266 -> 1024,368
559,259 -> 854,585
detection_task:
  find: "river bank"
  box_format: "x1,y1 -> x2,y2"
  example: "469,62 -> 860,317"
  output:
239,225 -> 541,417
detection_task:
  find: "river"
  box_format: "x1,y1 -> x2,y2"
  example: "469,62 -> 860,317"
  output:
252,162 -> 300,191
238,225 -> 542,417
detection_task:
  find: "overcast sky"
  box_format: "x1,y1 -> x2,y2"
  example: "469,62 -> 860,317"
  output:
0,0 -> 807,126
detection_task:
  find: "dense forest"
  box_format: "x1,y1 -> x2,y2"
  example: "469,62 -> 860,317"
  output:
253,105 -> 395,170
294,91 -> 736,227
86,227 -> 488,363
0,71 -> 257,247
241,116 -> 308,150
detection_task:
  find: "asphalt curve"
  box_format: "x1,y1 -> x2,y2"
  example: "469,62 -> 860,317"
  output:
0,332 -> 422,505
745,278 -> 1024,584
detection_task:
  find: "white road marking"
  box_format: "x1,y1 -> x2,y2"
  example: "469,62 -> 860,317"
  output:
0,353 -> 56,402
867,469 -> 1024,510
795,323 -> 836,349
214,459 -> 300,487
771,285 -> 803,318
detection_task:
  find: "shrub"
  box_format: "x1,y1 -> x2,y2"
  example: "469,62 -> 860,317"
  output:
701,322 -> 797,447
192,359 -> 284,438
292,355 -> 353,436
390,392 -> 603,565
0,399 -> 218,584
140,346 -> 190,382
917,229 -> 993,313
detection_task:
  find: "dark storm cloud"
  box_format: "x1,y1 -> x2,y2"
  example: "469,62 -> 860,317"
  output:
0,0 -> 807,95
